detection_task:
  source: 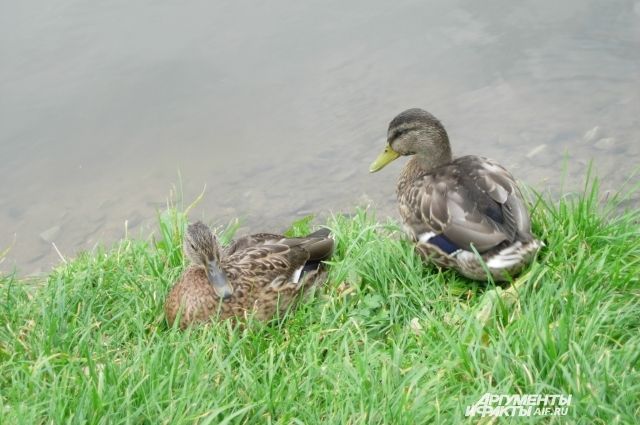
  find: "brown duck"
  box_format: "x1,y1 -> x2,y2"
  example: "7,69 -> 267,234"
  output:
370,108 -> 542,281
165,221 -> 334,329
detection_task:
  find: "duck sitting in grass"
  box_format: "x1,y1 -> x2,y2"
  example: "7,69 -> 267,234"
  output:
369,108 -> 542,281
165,221 -> 334,329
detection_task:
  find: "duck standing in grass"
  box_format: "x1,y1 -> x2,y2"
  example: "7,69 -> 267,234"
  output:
369,108 -> 542,281
165,221 -> 334,329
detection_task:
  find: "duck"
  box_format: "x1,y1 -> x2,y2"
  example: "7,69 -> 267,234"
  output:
164,221 -> 334,329
369,108 -> 542,281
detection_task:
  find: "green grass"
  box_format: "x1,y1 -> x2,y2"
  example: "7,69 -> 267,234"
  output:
1,176 -> 639,424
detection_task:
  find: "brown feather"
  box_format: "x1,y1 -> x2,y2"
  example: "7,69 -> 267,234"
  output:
399,155 -> 535,254
165,226 -> 334,329
379,108 -> 542,280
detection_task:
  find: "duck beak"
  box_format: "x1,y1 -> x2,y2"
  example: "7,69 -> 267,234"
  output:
369,145 -> 401,172
207,261 -> 234,300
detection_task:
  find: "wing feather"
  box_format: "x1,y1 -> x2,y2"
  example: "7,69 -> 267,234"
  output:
399,156 -> 533,253
223,244 -> 309,289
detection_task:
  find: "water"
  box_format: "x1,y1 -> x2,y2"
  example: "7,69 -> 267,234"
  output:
1,0 -> 639,275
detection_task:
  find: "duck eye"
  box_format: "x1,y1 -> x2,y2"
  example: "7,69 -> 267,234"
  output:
389,129 -> 407,145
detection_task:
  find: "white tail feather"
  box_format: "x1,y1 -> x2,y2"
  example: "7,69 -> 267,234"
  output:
417,232 -> 437,244
291,266 -> 304,284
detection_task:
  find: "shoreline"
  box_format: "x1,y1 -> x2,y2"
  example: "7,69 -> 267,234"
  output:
1,175 -> 639,422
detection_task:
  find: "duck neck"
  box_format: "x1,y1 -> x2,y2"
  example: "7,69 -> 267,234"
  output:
398,146 -> 452,193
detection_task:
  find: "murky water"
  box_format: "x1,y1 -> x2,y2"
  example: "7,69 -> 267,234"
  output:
1,0 -> 639,275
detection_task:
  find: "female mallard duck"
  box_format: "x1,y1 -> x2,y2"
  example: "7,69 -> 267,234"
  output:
369,108 -> 542,281
165,221 -> 334,329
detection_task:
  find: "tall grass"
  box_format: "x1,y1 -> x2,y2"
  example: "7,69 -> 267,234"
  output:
0,176 -> 639,424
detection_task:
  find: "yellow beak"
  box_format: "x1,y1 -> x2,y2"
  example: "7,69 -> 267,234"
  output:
369,145 -> 401,173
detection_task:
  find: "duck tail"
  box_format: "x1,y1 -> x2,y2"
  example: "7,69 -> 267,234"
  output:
484,239 -> 543,271
295,227 -> 334,288
305,227 -> 331,238
301,227 -> 335,262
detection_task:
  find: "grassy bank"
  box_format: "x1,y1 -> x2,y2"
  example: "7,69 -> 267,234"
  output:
1,177 -> 639,424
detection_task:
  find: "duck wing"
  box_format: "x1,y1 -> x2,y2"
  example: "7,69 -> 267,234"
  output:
400,156 -> 532,254
224,233 -> 283,256
222,242 -> 312,290
226,229 -> 334,262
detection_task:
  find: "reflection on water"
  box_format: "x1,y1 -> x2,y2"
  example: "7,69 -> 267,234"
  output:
1,0 -> 639,274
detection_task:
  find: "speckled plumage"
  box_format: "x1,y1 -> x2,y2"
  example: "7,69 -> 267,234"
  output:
164,222 -> 334,329
371,108 -> 542,281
